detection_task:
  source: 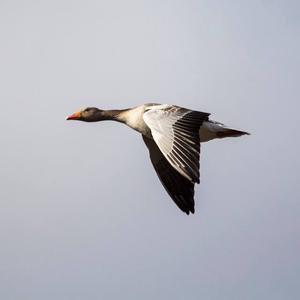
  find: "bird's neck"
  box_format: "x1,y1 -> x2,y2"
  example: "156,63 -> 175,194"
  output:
97,106 -> 149,135
100,109 -> 130,122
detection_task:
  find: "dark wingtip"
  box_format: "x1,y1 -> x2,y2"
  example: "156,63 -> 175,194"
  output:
184,207 -> 195,215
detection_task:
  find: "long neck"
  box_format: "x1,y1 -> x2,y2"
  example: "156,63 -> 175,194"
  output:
98,106 -> 147,134
99,109 -> 130,123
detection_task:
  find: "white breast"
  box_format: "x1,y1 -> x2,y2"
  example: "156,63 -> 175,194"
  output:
120,105 -> 149,134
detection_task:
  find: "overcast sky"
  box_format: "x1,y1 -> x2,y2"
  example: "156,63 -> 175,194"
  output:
0,1 -> 299,299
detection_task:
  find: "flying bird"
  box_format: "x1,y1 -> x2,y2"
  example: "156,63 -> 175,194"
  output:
66,104 -> 249,214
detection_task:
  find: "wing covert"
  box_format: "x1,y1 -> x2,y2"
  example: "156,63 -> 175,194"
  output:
143,105 -> 209,183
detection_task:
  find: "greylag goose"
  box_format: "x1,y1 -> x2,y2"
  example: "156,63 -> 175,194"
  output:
66,104 -> 249,214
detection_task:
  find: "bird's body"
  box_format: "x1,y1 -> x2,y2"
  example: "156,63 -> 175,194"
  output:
66,103 -> 249,215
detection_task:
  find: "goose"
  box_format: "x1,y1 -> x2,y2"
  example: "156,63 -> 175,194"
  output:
66,104 -> 249,215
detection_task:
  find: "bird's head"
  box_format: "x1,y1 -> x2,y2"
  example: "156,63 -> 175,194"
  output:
66,107 -> 104,122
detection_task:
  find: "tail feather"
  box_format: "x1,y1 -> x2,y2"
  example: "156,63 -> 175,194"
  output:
216,128 -> 250,138
199,120 -> 250,142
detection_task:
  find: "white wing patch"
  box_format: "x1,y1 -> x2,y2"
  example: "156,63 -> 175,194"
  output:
143,105 -> 188,154
143,105 -> 209,183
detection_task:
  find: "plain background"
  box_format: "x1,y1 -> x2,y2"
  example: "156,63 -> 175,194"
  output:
0,1 -> 299,299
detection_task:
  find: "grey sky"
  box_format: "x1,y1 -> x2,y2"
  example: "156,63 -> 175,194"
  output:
0,1 -> 299,299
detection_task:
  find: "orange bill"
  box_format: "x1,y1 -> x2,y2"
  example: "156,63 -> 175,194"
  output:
66,111 -> 81,120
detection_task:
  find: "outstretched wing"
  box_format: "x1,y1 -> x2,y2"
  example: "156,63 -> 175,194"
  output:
143,104 -> 210,183
142,135 -> 195,214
